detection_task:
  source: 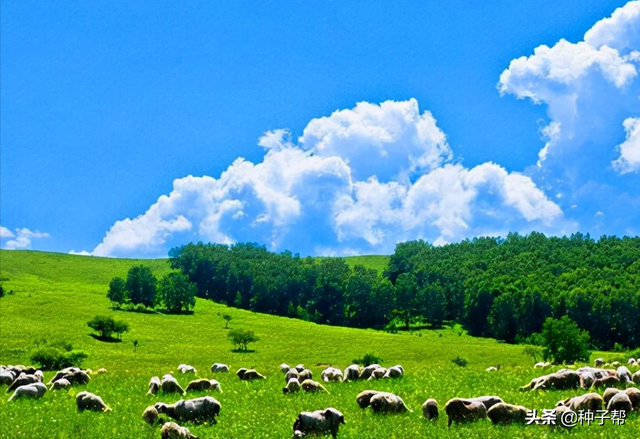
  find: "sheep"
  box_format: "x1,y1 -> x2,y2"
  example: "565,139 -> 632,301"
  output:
617,366 -> 633,385
283,377 -> 301,394
292,407 -> 345,439
633,370 -> 640,385
321,367 -> 343,382
297,369 -> 313,382
301,379 -> 329,393
356,390 -> 379,409
161,374 -> 185,395
178,364 -> 197,374
294,364 -> 306,373
154,396 -> 221,424
557,392 -> 603,412
7,373 -> 41,392
343,364 -> 360,381
485,366 -> 499,372
6,365 -> 37,375
606,392 -> 632,413
58,369 -> 91,385
95,368 -> 108,374
8,382 -> 47,401
520,370 -> 580,391
591,376 -> 621,390
368,368 -> 387,380
369,392 -> 411,413
486,402 -> 529,424
286,369 -> 300,382
185,379 -> 222,393
0,370 -> 16,385
359,364 -> 382,380
533,361 -> 549,369
160,421 -> 199,439
625,387 -> 640,410
48,367 -> 82,384
236,368 -> 248,379
50,378 -> 71,390
445,398 -> 488,427
76,391 -> 111,412
603,388 -> 622,406
422,398 -> 438,419
147,376 -> 161,395
466,396 -> 504,411
142,406 -> 163,425
280,363 -> 291,373
594,358 -> 605,368
210,363 -> 229,373
238,369 -> 266,381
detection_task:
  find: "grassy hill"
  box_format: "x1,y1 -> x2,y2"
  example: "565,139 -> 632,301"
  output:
0,250 -> 637,438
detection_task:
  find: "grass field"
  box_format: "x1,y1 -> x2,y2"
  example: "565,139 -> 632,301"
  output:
0,250 -> 638,438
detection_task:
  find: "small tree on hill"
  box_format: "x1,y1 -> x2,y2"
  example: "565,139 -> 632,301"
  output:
228,329 -> 259,351
88,315 -> 129,340
159,272 -> 196,313
107,276 -> 127,307
540,316 -> 591,364
220,313 -> 233,328
126,265 -> 157,308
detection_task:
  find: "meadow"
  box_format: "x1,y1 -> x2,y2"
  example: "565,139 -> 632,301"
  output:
0,250 -> 638,438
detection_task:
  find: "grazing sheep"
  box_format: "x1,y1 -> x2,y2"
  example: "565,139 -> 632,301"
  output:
50,378 -> 71,390
96,368 -> 108,374
617,366 -> 633,385
369,392 -> 411,413
160,421 -> 199,439
283,377 -> 301,394
0,370 -> 16,385
591,376 -> 621,390
520,370 -> 580,391
466,396 -> 504,411
280,363 -> 291,373
286,369 -> 300,382
445,398 -> 488,427
321,367 -> 343,383
297,369 -> 313,382
8,382 -> 47,401
557,393 -> 603,412
359,364 -> 382,380
594,358 -> 605,368
239,369 -> 266,381
142,406 -> 163,425
301,379 -> 329,393
487,403 -> 529,424
294,364 -> 306,373
155,396 -> 221,424
147,376 -> 161,395
210,363 -> 229,373
6,365 -> 37,375
552,405 -> 574,428
625,387 -> 640,410
292,407 -> 345,439
603,388 -> 622,406
47,367 -> 82,384
422,398 -> 438,419
236,368 -> 248,379
76,391 -> 111,412
383,366 -> 404,379
178,364 -> 197,374
161,374 -> 185,395
633,370 -> 640,385
485,366 -> 499,372
356,390 -> 379,409
7,373 -> 41,392
59,369 -> 91,386
368,368 -> 387,380
533,362 -> 548,369
185,379 -> 222,393
607,392 -> 632,413
343,364 -> 360,381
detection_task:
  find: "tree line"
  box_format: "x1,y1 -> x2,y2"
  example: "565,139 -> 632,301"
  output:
108,232 -> 640,350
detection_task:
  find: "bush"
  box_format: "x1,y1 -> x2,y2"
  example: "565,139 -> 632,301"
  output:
87,315 -> 129,340
30,341 -> 88,370
227,329 -> 259,351
540,316 -> 591,364
352,353 -> 383,367
451,355 -> 468,367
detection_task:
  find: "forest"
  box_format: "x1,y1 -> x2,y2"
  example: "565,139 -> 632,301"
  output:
166,232 -> 640,350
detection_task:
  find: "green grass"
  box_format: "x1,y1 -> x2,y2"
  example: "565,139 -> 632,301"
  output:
0,250 -> 638,438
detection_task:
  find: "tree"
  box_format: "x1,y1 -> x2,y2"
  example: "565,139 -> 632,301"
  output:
125,265 -> 157,308
227,329 -> 259,351
87,315 -> 129,340
159,272 -> 196,313
393,273 -> 421,330
219,313 -> 233,328
107,276 -> 127,307
522,345 -> 544,364
540,316 -> 591,364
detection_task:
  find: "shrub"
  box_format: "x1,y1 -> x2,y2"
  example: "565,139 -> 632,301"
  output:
228,329 -> 259,351
30,341 -> 88,370
352,353 -> 383,367
540,316 -> 591,364
87,315 -> 129,340
451,355 -> 468,367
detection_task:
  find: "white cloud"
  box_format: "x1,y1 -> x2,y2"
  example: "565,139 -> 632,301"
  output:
0,226 -> 14,238
612,117 -> 640,173
92,100 -> 564,258
69,250 -> 92,256
499,1 -> 640,235
2,228 -> 50,250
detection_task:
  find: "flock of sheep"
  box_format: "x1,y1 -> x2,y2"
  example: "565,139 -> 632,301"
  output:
2,357 -> 640,438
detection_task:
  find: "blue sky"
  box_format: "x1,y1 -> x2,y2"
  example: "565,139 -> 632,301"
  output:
1,0 -> 639,257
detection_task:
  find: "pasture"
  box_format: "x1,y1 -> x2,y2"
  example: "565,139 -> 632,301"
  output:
0,250 -> 638,438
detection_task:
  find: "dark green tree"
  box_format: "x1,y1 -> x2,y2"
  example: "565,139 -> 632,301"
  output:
540,316 -> 591,364
227,329 -> 259,351
125,265 -> 157,308
87,315 -> 129,340
393,273 -> 421,330
159,272 -> 197,313
107,276 -> 127,307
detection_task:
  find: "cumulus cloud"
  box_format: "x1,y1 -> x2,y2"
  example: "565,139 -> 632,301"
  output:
92,99 -> 564,258
2,228 -> 50,250
499,0 -> 640,235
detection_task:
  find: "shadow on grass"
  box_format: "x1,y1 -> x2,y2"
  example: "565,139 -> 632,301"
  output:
109,306 -> 194,315
231,349 -> 256,354
89,334 -> 122,343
